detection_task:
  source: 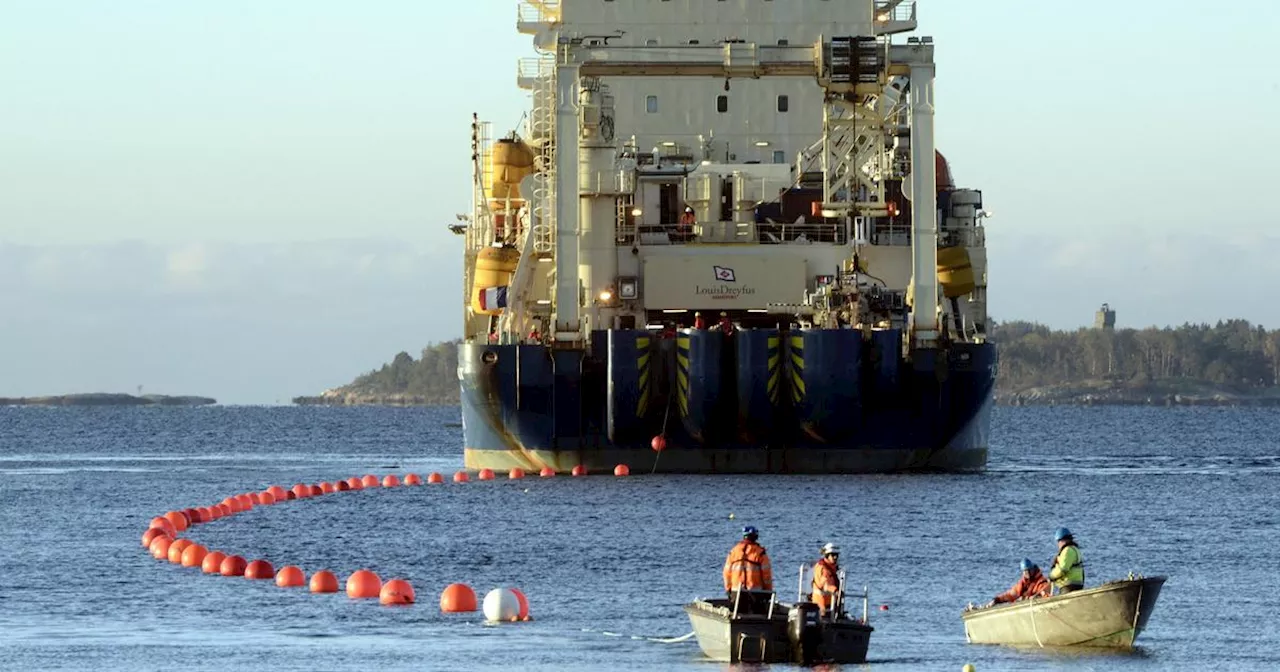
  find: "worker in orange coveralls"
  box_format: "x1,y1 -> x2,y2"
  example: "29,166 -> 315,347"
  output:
724,525 -> 774,614
986,558 -> 1051,607
811,542 -> 843,616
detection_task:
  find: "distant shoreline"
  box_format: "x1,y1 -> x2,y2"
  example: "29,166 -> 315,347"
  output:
0,393 -> 217,407
998,380 -> 1280,407
294,382 -> 1280,409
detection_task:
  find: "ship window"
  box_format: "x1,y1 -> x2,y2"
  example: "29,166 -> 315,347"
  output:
777,95 -> 789,112
773,150 -> 786,164
646,95 -> 658,113
645,39 -> 658,46
716,95 -> 728,113
777,39 -> 789,45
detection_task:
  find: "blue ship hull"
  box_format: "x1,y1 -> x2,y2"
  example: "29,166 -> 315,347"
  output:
459,329 -> 995,474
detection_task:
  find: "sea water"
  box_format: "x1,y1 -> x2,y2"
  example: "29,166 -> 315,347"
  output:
1,405 -> 1277,671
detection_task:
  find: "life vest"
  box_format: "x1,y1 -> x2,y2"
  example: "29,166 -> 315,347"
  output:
723,540 -> 773,592
810,558 -> 841,612
1049,542 -> 1085,589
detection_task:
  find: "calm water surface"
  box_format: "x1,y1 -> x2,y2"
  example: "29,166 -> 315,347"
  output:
1,406 -> 1277,671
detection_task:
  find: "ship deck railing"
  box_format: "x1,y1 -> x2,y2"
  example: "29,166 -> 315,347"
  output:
615,221 -> 850,246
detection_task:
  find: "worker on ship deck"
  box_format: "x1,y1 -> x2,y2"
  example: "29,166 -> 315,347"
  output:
723,525 -> 773,613
693,311 -> 707,330
985,558 -> 1050,607
715,311 -> 735,336
678,206 -> 696,241
1048,527 -> 1085,594
811,542 -> 843,617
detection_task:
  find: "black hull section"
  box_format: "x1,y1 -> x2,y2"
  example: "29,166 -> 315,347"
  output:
459,329 -> 995,474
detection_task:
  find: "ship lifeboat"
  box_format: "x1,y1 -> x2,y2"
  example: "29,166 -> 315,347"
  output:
470,246 -> 520,316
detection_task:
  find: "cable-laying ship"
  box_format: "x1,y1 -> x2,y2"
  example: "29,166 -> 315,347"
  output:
452,0 -> 996,473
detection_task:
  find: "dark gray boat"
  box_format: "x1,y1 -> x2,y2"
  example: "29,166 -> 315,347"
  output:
683,568 -> 874,664
961,575 -> 1166,649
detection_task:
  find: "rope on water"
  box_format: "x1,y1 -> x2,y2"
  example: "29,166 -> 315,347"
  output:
582,627 -> 696,644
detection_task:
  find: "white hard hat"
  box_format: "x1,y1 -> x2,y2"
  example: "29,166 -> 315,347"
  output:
821,543 -> 840,556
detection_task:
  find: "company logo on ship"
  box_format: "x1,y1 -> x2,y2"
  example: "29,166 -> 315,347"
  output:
696,265 -> 756,299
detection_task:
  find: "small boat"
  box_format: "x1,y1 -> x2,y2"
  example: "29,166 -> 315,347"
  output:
683,567 -> 874,664
961,574 -> 1166,649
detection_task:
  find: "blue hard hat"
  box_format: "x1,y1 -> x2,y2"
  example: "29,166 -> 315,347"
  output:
742,525 -> 758,537
1054,527 -> 1073,542
1020,558 -> 1037,572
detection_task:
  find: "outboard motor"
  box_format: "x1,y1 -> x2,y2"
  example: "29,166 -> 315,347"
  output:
787,601 -> 822,665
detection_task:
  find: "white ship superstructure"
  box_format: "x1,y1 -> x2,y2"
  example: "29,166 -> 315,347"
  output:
453,0 -> 997,475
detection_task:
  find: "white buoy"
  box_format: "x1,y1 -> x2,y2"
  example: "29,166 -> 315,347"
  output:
483,588 -> 520,622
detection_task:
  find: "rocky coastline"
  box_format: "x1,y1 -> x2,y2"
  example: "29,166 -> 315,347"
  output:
296,380 -> 1280,409
998,380 -> 1280,407
0,393 -> 217,406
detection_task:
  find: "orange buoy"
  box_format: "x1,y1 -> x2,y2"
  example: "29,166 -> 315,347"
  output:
223,496 -> 241,513
427,472 -> 444,484
267,485 -> 287,501
511,588 -> 530,619
202,551 -> 227,574
194,506 -> 212,522
440,583 -> 478,613
540,467 -> 555,477
180,544 -> 208,568
149,535 -> 173,560
572,465 -> 587,477
382,474 -> 401,487
275,565 -> 305,587
346,569 -> 382,599
249,492 -> 264,506
182,508 -> 201,524
167,538 -> 194,564
478,468 -> 495,481
149,516 -> 177,537
336,480 -> 351,491
508,468 -> 525,479
285,491 -> 297,501
320,481 -> 337,494
219,555 -> 247,577
245,559 -> 275,580
236,494 -> 255,510
651,435 -> 667,452
380,579 -> 415,605
142,527 -> 169,548
310,570 -> 340,593
259,491 -> 276,505
203,506 -> 219,521
217,503 -> 233,517
453,471 -> 469,483
345,477 -> 364,490
614,464 -> 630,476
165,511 -> 189,532
360,474 -> 379,488
290,484 -> 310,499
404,473 -> 423,485
307,484 -> 323,497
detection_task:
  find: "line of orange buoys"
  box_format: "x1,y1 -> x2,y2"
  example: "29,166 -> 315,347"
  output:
137,467 -> 643,617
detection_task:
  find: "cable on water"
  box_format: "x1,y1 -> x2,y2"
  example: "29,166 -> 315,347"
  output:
582,626 -> 696,644
652,392 -> 673,475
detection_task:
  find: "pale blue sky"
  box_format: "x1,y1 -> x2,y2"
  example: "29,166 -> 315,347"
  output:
1,1 -> 1278,403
